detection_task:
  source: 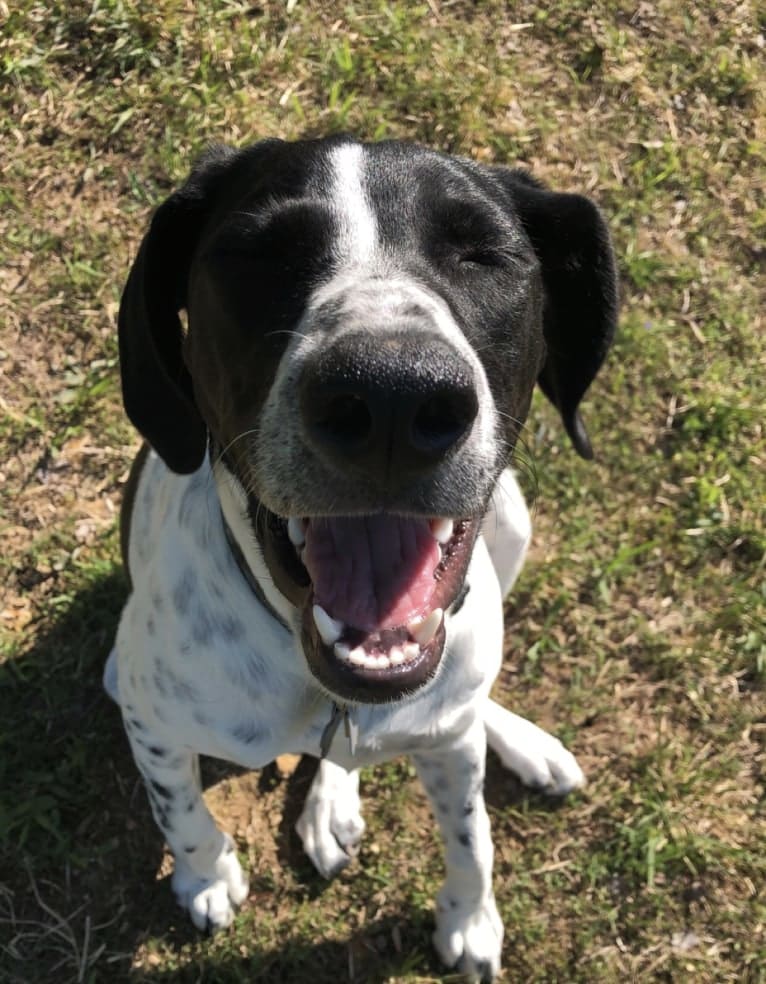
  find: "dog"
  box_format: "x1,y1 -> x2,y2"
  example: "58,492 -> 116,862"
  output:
105,135 -> 616,982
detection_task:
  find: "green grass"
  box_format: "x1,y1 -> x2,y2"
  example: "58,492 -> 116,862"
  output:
1,1 -> 764,981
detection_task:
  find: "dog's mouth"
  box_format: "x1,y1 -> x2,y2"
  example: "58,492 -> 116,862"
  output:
254,507 -> 479,703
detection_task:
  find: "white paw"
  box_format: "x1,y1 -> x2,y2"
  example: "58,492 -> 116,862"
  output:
171,836 -> 249,932
296,789 -> 365,879
486,708 -> 585,795
433,890 -> 503,983
502,729 -> 585,795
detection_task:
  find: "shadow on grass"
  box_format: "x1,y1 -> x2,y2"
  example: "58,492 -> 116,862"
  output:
135,911 -> 437,983
0,566 -> 565,983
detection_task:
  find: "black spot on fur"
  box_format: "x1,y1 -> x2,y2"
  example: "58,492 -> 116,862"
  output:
172,569 -> 197,616
463,803 -> 474,816
191,611 -> 214,646
183,845 -> 196,853
218,614 -> 245,643
153,670 -> 169,699
150,780 -> 173,800
457,831 -> 471,848
231,721 -> 266,745
169,670 -> 198,702
148,745 -> 167,757
433,772 -> 449,791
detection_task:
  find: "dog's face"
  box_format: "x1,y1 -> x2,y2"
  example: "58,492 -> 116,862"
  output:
119,136 -> 616,705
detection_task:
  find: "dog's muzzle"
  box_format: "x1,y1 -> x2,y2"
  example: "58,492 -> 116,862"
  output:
251,330 -> 484,704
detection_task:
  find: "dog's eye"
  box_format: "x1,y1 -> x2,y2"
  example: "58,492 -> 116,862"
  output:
458,249 -> 506,269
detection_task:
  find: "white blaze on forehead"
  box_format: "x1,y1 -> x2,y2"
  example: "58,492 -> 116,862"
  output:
328,143 -> 378,264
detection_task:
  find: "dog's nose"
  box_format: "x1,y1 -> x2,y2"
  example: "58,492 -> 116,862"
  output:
299,332 -> 478,482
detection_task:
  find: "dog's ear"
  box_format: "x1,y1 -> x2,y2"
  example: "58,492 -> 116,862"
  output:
118,145 -> 237,474
496,169 -> 618,459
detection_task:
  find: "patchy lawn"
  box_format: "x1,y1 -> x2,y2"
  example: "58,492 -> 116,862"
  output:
1,1 -> 763,981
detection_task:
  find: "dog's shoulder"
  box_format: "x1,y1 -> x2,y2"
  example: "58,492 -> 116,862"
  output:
115,451 -> 311,757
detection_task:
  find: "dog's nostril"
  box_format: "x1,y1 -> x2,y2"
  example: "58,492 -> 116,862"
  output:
316,393 -> 373,446
412,389 -> 478,454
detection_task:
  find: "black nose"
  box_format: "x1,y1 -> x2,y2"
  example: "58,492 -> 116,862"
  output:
300,332 -> 478,483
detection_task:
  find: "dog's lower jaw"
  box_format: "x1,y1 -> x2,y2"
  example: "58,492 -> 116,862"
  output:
301,611 -> 448,704
260,508 -> 482,704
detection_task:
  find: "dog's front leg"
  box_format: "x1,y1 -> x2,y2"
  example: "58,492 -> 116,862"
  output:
414,718 -> 502,983
124,721 -> 249,931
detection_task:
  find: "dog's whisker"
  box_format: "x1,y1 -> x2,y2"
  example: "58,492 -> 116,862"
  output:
263,328 -> 307,342
212,429 -> 260,471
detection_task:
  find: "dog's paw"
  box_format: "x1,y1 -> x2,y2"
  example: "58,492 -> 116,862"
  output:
434,891 -> 503,983
504,730 -> 585,795
296,789 -> 365,879
486,709 -> 585,795
171,836 -> 249,932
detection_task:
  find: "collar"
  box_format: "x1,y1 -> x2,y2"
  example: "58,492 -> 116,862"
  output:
220,509 -> 290,632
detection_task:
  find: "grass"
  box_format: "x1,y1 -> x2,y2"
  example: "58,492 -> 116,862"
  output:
1,0 -> 764,981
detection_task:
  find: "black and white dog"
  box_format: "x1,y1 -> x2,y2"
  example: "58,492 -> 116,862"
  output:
106,135 -> 616,981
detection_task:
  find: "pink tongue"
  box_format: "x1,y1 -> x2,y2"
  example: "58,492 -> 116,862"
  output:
303,516 -> 440,632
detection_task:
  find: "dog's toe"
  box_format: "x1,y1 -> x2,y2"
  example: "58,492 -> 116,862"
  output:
330,806 -> 365,854
543,743 -> 586,795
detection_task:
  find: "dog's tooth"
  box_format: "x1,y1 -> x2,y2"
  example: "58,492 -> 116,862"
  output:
389,648 -> 405,666
334,642 -> 351,662
408,608 -> 443,646
375,654 -> 390,669
349,648 -> 367,666
403,642 -> 420,661
287,516 -> 306,548
312,604 -> 344,646
430,518 -> 454,545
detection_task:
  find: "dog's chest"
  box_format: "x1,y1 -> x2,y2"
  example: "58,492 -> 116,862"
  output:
119,457 -> 469,767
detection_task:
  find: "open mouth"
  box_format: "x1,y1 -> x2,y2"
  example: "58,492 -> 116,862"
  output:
254,507 -> 480,703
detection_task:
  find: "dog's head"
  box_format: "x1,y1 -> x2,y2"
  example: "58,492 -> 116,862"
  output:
119,136 -> 617,704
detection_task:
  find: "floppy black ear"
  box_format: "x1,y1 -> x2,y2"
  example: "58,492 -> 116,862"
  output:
118,146 -> 236,474
499,169 -> 618,459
